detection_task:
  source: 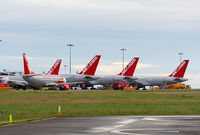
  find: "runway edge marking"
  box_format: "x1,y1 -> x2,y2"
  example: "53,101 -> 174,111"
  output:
1,117 -> 57,127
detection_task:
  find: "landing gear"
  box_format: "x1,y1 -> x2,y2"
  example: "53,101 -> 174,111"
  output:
80,84 -> 87,90
142,87 -> 147,90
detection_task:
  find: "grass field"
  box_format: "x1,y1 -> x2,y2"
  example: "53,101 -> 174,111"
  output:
1,89 -> 200,125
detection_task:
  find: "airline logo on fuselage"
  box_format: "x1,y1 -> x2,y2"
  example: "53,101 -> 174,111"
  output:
40,76 -> 65,83
57,77 -> 65,84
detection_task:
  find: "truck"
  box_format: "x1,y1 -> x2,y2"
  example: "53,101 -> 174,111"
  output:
165,84 -> 191,89
112,82 -> 128,90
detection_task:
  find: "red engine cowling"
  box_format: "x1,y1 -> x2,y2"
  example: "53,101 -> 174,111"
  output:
0,77 -> 3,83
0,83 -> 8,87
63,83 -> 70,90
112,82 -> 128,90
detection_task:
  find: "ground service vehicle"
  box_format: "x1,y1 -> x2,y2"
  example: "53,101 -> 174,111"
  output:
112,82 -> 128,90
165,84 -> 191,89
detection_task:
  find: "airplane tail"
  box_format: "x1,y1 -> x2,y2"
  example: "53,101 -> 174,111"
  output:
78,55 -> 101,75
46,59 -> 62,75
118,57 -> 139,76
23,53 -> 34,75
169,60 -> 189,78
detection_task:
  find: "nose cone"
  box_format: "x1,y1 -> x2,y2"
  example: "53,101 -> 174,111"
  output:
0,76 -> 8,82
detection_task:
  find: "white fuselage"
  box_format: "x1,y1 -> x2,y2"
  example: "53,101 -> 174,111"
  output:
23,74 -> 66,88
0,75 -> 29,86
59,74 -> 188,88
83,75 -> 187,88
60,74 -> 132,86
60,74 -> 91,83
134,76 -> 188,88
88,75 -> 129,85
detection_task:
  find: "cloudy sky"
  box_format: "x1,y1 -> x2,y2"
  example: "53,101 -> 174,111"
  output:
0,0 -> 200,87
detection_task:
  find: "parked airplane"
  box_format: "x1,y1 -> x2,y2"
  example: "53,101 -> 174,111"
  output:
85,57 -> 139,87
0,72 -> 31,89
60,55 -> 101,89
2,54 -> 101,90
2,56 -> 63,90
6,76 -> 30,90
0,76 -> 9,87
132,60 -> 189,89
22,53 -> 68,89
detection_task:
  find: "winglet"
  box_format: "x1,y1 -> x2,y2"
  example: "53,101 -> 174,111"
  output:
46,59 -> 62,75
169,60 -> 189,78
118,57 -> 139,76
78,55 -> 101,75
23,53 -> 34,75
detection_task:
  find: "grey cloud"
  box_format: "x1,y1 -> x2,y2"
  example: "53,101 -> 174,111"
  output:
1,0 -> 200,32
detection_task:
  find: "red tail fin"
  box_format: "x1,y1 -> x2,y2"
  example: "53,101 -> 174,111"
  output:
78,55 -> 101,75
118,57 -> 139,76
46,59 -> 62,75
169,60 -> 189,78
23,53 -> 34,75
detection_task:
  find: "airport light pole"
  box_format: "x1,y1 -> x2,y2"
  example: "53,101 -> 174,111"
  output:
67,44 -> 75,74
63,64 -> 67,74
120,48 -> 126,70
178,52 -> 184,64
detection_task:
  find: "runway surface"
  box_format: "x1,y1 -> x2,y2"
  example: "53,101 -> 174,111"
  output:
1,116 -> 200,135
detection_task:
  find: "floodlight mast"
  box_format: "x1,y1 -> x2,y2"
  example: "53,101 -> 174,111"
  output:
178,52 -> 184,64
67,44 -> 75,74
120,48 -> 126,70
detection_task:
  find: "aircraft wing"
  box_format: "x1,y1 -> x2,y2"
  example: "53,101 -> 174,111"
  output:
23,74 -> 42,77
7,80 -> 28,86
67,82 -> 87,86
122,76 -> 138,83
132,79 -> 150,87
45,82 -> 86,87
173,78 -> 183,82
45,83 -> 60,87
83,76 -> 100,81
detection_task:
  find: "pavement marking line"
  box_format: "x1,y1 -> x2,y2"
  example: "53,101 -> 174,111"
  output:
142,117 -> 159,121
119,119 -> 136,124
92,119 -> 138,133
1,123 -> 17,128
142,116 -> 200,123
111,129 -> 180,135
28,117 -> 57,123
111,129 -> 147,135
142,115 -> 200,118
